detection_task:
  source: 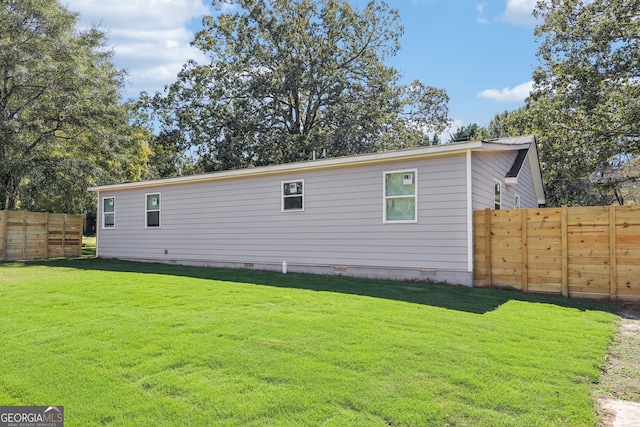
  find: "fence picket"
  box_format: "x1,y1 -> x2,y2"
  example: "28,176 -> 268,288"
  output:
609,205 -> 617,301
0,211 -> 83,261
474,205 -> 640,302
561,205 -> 568,297
1,210 -> 7,261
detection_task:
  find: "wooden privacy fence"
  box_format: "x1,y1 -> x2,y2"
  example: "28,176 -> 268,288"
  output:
0,211 -> 83,261
474,205 -> 640,302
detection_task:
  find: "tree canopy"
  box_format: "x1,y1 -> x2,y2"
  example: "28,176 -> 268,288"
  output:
0,0 -> 148,212
448,123 -> 488,143
145,0 -> 450,172
473,0 -> 639,206
529,0 -> 640,205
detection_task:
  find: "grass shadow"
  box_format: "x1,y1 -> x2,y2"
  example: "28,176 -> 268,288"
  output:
13,257 -> 616,315
82,247 -> 96,257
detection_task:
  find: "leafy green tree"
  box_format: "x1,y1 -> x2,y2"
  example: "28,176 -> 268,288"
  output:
482,106 -> 598,206
146,0 -> 450,171
485,110 -> 517,139
145,130 -> 197,179
16,114 -> 154,213
530,0 -> 640,205
448,123 -> 489,143
0,0 -> 138,212
484,103 -> 636,207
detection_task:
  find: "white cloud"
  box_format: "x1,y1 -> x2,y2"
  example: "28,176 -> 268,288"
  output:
498,0 -> 540,26
476,2 -> 489,24
66,0 -> 211,98
477,81 -> 533,102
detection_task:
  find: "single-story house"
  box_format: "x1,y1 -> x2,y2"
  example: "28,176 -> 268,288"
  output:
89,135 -> 545,286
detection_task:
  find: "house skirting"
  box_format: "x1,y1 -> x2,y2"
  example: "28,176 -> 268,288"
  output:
100,256 -> 473,287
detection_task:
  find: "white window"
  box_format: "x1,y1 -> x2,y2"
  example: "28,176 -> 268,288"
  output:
514,194 -> 521,209
102,197 -> 115,229
282,180 -> 304,212
146,193 -> 161,228
494,179 -> 502,210
384,169 -> 417,223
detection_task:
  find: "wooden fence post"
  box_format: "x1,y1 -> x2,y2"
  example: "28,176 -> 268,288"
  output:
561,205 -> 569,297
62,214 -> 67,257
44,212 -> 49,259
609,205 -> 617,302
22,213 -> 27,261
1,210 -> 6,261
484,208 -> 492,286
521,208 -> 528,292
77,216 -> 83,257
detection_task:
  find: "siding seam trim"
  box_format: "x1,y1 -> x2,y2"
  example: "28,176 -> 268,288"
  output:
466,150 -> 473,272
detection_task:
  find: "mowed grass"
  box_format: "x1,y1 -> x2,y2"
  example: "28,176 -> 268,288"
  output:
0,259 -> 617,426
82,235 -> 96,257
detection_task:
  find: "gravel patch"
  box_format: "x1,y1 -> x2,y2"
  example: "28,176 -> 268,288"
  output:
596,307 -> 640,427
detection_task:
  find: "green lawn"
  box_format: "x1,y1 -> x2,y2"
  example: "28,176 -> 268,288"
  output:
82,235 -> 96,257
0,258 -> 617,426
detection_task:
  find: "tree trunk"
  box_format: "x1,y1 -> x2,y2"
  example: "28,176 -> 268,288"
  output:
0,173 -> 20,211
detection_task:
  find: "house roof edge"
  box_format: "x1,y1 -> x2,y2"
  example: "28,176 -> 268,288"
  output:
88,137 -> 536,192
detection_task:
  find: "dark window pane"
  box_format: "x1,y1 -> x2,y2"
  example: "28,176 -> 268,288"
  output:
283,181 -> 302,196
284,196 -> 303,210
104,213 -> 114,227
147,211 -> 160,227
103,198 -> 115,213
147,194 -> 160,211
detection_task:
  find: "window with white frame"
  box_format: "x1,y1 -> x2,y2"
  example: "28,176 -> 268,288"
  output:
494,179 -> 502,210
514,194 -> 521,209
103,197 -> 115,229
282,180 -> 304,211
146,193 -> 161,227
384,170 -> 417,223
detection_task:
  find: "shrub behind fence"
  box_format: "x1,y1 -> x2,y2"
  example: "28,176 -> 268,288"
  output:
0,211 -> 83,261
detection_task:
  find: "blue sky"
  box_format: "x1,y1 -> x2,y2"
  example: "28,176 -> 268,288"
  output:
381,0 -> 540,129
66,0 -> 541,136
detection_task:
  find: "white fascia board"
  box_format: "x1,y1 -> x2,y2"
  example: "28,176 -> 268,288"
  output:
88,141 -> 486,192
527,143 -> 546,205
477,142 -> 531,151
504,177 -> 518,185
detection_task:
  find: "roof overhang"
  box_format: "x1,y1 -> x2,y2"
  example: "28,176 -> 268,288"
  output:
89,135 -> 546,206
89,140 -> 485,192
504,149 -> 528,186
480,135 -> 545,205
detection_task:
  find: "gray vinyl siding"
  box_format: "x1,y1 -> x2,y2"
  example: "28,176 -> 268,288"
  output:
97,154 -> 470,273
512,154 -> 538,207
471,150 -> 538,210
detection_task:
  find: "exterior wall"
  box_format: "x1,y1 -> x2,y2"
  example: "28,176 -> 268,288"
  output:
97,154 -> 473,285
471,150 -> 539,211
513,153 -> 539,207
